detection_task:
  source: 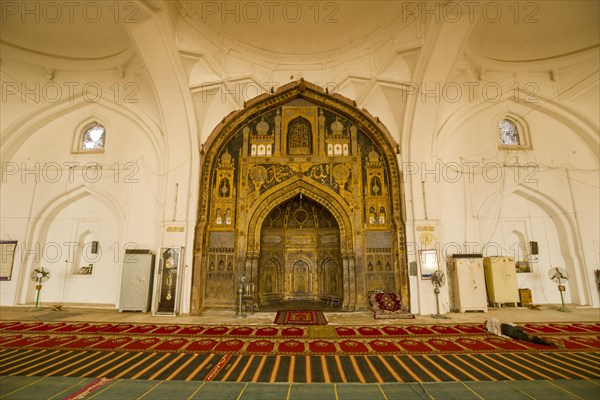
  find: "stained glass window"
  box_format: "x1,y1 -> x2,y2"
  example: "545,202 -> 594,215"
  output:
81,123 -> 105,150
499,119 -> 520,146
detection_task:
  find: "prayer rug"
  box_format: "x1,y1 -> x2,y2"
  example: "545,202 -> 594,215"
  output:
2,320 -> 600,383
274,310 -> 327,325
3,320 -> 599,337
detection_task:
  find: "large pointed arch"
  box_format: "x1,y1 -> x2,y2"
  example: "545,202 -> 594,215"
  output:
247,177 -> 353,255
477,183 -> 592,306
17,185 -> 125,305
244,176 -> 357,310
191,79 -> 407,314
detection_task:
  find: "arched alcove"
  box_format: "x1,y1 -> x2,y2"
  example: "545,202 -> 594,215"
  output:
191,80 -> 407,313
19,186 -> 124,306
477,185 -> 590,306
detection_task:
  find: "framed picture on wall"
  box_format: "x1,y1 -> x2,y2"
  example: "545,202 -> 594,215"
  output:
419,249 -> 438,280
0,241 -> 18,281
153,246 -> 184,316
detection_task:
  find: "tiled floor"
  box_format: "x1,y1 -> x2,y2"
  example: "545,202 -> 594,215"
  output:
1,376 -> 599,399
1,304 -> 599,399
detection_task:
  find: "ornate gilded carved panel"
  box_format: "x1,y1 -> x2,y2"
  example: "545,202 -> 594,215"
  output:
192,81 -> 407,313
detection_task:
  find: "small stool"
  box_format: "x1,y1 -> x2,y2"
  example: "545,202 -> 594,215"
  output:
328,297 -> 341,307
242,297 -> 254,313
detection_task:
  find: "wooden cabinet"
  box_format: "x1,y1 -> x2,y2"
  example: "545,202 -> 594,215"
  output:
483,256 -> 519,306
118,250 -> 155,312
447,256 -> 488,313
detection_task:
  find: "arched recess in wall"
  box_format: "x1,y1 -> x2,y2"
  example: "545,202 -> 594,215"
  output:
477,184 -> 590,306
17,186 -> 125,305
245,177 -> 354,308
0,93 -> 166,169
191,80 -> 407,314
433,89 -> 599,161
432,93 -> 597,307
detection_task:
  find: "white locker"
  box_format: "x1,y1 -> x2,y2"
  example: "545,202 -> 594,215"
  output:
447,256 -> 488,313
119,250 -> 155,312
483,256 -> 519,306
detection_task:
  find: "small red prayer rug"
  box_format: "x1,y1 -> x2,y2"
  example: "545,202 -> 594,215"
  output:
102,324 -> 136,333
430,325 -> 461,335
426,338 -> 464,352
339,340 -> 369,353
0,334 -> 22,344
278,340 -> 305,353
178,326 -> 206,335
127,324 -> 158,334
369,340 -> 400,352
33,336 -> 77,348
282,327 -> 304,337
61,336 -> 104,349
203,326 -> 229,335
92,337 -> 132,350
454,324 -> 487,334
214,339 -> 245,352
27,322 -> 67,332
247,340 -> 275,353
274,310 -> 327,325
230,327 -> 254,336
63,378 -> 114,400
123,338 -> 161,351
382,326 -> 409,336
54,323 -> 90,332
455,338 -> 496,351
3,322 -> 44,331
309,340 -> 337,353
79,323 -> 114,333
155,338 -> 189,351
357,327 -> 383,336
255,327 -> 279,336
335,327 -> 356,336
185,339 -> 217,352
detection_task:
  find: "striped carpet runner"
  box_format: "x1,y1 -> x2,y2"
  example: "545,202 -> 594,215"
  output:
1,320 -> 599,383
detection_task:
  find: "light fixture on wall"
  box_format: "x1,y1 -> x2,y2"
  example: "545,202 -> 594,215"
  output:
419,249 -> 438,279
91,241 -> 99,254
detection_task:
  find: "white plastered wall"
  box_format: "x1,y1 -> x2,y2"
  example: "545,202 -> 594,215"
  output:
0,68 -> 164,307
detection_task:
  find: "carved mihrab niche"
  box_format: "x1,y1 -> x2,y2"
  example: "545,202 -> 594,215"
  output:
193,85 -> 407,313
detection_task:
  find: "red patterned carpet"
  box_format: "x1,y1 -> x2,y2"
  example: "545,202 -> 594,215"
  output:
274,310 -> 328,325
1,320 -> 599,383
2,320 -> 599,355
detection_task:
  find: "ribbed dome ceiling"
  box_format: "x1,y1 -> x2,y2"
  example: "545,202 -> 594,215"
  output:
180,1 -> 406,56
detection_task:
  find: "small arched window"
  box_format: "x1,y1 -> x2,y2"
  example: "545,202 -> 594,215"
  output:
499,119 -> 520,146
80,122 -> 105,151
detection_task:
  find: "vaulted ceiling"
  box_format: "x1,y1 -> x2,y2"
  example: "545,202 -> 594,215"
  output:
0,0 -> 598,147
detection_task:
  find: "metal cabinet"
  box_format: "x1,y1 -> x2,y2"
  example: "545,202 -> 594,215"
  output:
483,256 -> 519,306
118,250 -> 155,312
447,255 -> 488,313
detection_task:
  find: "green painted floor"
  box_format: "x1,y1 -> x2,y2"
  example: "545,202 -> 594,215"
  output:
0,376 -> 599,400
